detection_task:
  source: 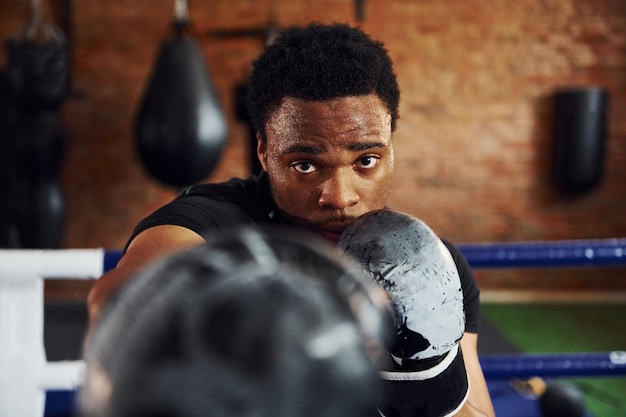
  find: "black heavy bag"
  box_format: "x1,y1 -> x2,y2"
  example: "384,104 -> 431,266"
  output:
0,72 -> 16,247
4,6 -> 68,248
11,113 -> 67,248
5,6 -> 69,112
135,27 -> 227,188
553,87 -> 608,193
234,81 -> 262,175
5,37 -> 69,112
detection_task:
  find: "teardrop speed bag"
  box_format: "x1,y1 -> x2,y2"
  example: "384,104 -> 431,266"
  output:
135,35 -> 227,188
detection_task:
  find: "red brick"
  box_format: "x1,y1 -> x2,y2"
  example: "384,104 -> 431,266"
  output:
1,0 -> 624,295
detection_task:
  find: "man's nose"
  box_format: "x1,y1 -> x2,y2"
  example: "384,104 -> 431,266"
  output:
318,169 -> 360,209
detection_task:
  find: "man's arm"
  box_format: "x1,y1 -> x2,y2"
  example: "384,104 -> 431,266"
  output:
87,225 -> 205,326
441,240 -> 494,416
460,332 -> 496,417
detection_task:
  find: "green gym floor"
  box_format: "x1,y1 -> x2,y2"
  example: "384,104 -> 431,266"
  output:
481,302 -> 626,417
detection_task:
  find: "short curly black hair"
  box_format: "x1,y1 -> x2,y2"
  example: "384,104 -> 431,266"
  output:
248,22 -> 400,140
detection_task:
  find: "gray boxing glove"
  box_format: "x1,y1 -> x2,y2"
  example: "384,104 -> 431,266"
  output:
339,209 -> 469,417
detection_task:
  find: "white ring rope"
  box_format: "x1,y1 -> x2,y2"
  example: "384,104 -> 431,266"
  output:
0,248 -> 106,281
0,249 -> 104,417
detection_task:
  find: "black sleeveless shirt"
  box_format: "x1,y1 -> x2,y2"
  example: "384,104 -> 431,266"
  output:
125,173 -> 481,333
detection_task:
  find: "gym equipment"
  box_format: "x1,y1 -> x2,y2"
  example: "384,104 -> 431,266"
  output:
79,226 -> 392,417
338,209 -> 469,417
234,81 -> 262,175
135,0 -> 227,188
540,381 -> 589,417
0,71 -> 15,247
207,20 -> 278,177
338,209 -> 465,361
0,249 -> 104,417
458,237 -> 626,269
5,0 -> 69,112
553,87 -> 608,193
4,0 -> 69,249
480,351 -> 626,378
10,113 -> 67,248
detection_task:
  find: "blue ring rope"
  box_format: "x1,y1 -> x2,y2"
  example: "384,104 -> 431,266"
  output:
456,238 -> 626,269
101,238 -> 626,272
480,351 -> 626,378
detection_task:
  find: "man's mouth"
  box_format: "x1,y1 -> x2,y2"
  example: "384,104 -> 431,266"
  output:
319,229 -> 343,243
279,210 -> 355,243
316,223 -> 353,243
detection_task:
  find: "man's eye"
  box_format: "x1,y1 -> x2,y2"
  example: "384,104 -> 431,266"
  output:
293,162 -> 317,174
357,156 -> 379,169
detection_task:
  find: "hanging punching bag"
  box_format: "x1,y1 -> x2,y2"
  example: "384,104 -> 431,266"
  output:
553,87 -> 608,193
135,2 -> 227,189
234,81 -> 262,175
9,113 -> 67,249
5,1 -> 68,249
5,30 -> 68,112
0,72 -> 15,247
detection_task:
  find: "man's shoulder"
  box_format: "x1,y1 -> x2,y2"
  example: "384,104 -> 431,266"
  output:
180,173 -> 267,198
173,173 -> 275,222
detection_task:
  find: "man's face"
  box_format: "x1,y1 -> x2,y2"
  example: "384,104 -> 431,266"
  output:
258,94 -> 395,242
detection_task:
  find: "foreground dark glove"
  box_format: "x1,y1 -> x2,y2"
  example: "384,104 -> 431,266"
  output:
80,225 -> 393,417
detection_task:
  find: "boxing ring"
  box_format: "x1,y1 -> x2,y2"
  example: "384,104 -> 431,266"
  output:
1,238 -> 625,417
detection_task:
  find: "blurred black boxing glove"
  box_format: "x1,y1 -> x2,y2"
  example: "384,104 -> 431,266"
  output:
80,226 -> 393,417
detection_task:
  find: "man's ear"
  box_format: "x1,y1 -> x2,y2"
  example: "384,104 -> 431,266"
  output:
256,133 -> 268,172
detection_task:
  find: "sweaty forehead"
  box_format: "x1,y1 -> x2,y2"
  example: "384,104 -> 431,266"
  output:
265,95 -> 391,144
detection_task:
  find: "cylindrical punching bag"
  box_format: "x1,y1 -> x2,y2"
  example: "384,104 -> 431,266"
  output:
11,113 -> 67,249
135,19 -> 227,189
4,2 -> 68,249
234,81 -> 262,176
5,34 -> 69,112
0,72 -> 16,247
553,87 -> 608,193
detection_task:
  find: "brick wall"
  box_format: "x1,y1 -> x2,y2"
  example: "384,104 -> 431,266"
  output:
1,0 -> 625,296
